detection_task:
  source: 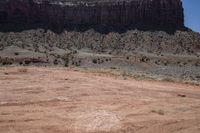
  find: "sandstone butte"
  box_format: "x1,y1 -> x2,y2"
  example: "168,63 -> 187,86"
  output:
0,0 -> 184,29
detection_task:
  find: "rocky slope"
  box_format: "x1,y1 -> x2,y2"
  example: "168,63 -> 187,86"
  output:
0,28 -> 200,84
0,0 -> 199,84
0,0 -> 184,29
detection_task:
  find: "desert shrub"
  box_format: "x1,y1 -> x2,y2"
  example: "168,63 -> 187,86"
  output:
122,70 -> 131,78
110,67 -> 117,69
14,52 -> 19,56
177,94 -> 186,97
73,50 -> 77,54
18,68 -> 28,73
2,61 -> 12,65
196,75 -> 200,79
155,60 -> 160,65
19,62 -> 23,65
62,53 -> 71,62
195,62 -> 199,67
164,61 -> 168,66
75,62 -> 80,66
151,110 -> 164,115
162,78 -> 174,82
24,60 -> 31,65
92,59 -> 97,64
64,59 -> 69,67
57,55 -> 61,58
2,62 -> 6,65
64,61 -> 68,67
140,56 -> 149,63
157,110 -> 165,115
53,59 -> 58,65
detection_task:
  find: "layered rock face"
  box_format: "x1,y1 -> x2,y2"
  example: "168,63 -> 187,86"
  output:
0,0 -> 184,29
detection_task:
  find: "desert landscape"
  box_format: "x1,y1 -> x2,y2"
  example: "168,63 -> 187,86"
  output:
0,0 -> 200,132
0,67 -> 200,133
0,0 -> 200,83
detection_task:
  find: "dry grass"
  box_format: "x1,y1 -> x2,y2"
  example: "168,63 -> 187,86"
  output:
151,109 -> 165,115
76,67 -> 200,86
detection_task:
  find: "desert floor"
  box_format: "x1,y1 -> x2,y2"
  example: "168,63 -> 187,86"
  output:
0,67 -> 200,133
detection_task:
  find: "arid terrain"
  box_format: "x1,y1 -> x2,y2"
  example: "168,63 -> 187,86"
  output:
0,1 -> 200,132
0,29 -> 200,84
0,67 -> 200,133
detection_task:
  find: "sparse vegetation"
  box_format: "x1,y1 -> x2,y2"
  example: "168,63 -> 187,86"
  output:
14,52 -> 19,56
19,62 -> 23,65
92,59 -> 97,64
110,67 -> 117,69
140,56 -> 150,63
2,61 -> 12,65
24,60 -> 31,65
53,59 -> 58,65
151,109 -> 165,115
177,94 -> 186,98
17,68 -> 28,73
0,67 -> 199,132
64,62 -> 68,67
0,26 -> 199,84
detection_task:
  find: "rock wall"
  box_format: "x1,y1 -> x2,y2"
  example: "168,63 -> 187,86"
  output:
0,0 -> 184,29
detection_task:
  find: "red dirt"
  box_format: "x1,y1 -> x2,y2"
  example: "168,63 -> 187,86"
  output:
0,67 -> 200,133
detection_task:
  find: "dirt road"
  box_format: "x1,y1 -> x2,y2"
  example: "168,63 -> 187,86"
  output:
0,67 -> 200,133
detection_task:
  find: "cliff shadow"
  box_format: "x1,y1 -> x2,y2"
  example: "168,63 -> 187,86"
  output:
0,22 -> 188,35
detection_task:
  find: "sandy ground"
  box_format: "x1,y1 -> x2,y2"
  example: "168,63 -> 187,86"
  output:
0,67 -> 200,133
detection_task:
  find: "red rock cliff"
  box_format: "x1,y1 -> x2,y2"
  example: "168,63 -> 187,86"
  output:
0,0 -> 184,29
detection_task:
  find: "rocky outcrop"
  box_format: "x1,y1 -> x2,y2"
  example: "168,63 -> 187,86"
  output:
0,0 -> 184,29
